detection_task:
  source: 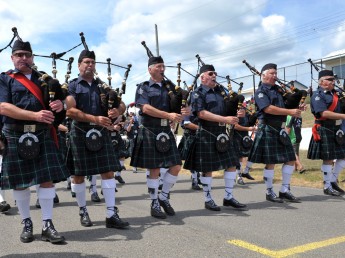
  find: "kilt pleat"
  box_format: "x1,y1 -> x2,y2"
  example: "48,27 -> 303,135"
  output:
0,129 -> 69,190
183,126 -> 239,172
69,123 -> 121,176
248,124 -> 295,164
307,125 -> 345,160
130,126 -> 182,169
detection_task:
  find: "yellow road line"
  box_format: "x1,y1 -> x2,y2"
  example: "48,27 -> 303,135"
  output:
228,236 -> 345,257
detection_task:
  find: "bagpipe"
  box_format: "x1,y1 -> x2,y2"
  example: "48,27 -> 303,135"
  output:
7,27 -> 68,128
242,60 -> 307,109
141,41 -> 190,114
80,32 -> 132,113
308,58 -> 345,113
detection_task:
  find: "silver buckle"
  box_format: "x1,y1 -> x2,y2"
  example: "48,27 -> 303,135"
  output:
281,122 -> 286,128
336,120 -> 341,126
23,125 -> 36,133
161,119 -> 168,126
218,122 -> 225,126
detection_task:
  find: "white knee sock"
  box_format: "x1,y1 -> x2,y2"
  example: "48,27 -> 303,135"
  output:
71,182 -> 86,208
243,161 -> 253,174
0,189 -> 5,202
38,187 -> 55,223
280,164 -> 294,193
331,159 -> 345,183
90,175 -> 97,193
322,164 -> 332,188
13,189 -> 31,220
159,173 -> 178,201
147,178 -> 159,200
101,178 -> 116,218
224,171 -> 237,200
264,169 -> 274,193
200,176 -> 212,202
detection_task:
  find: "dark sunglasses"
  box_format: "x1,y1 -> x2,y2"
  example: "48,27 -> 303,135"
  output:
13,52 -> 32,58
207,71 -> 217,76
324,78 -> 335,81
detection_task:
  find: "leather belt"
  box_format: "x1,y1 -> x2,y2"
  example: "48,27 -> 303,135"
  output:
259,120 -> 285,129
3,124 -> 48,132
315,120 -> 341,126
141,118 -> 169,127
200,121 -> 226,127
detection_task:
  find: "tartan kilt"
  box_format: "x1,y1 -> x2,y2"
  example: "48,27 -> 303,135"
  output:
248,124 -> 295,164
0,128 -> 69,190
110,132 -> 129,159
183,126 -> 240,172
178,132 -> 196,160
233,131 -> 251,157
307,124 -> 345,160
70,123 -> 121,176
130,126 -> 182,169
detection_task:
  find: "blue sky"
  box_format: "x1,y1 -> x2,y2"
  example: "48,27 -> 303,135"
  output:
1,0 -> 345,104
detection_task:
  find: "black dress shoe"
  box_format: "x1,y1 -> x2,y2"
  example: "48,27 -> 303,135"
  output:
331,182 -> 345,194
91,192 -> 101,202
67,181 -> 71,190
192,183 -> 202,190
106,213 -> 129,229
241,172 -> 255,180
71,191 -> 76,198
0,201 -> 11,212
115,175 -> 126,184
324,186 -> 342,196
41,219 -> 65,243
53,194 -> 59,204
35,199 -> 41,209
158,198 -> 175,216
150,201 -> 167,219
223,198 -> 247,208
205,199 -> 221,211
20,218 -> 34,243
79,207 -> 93,227
279,191 -> 301,203
266,191 -> 284,203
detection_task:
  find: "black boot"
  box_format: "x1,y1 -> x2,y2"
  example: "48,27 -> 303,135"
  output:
41,219 -> 65,243
20,218 -> 34,243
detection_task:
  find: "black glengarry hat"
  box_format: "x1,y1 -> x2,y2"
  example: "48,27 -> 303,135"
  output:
78,50 -> 96,63
318,70 -> 334,79
148,56 -> 164,67
12,40 -> 32,53
199,64 -> 215,74
261,63 -> 277,73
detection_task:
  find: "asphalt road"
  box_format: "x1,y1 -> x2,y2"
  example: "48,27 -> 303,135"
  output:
1,169 -> 345,258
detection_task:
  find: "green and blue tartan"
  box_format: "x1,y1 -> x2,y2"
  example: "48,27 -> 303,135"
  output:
248,124 -> 295,164
183,126 -> 239,172
0,128 -> 69,190
130,126 -> 182,169
307,124 -> 345,160
69,123 -> 121,176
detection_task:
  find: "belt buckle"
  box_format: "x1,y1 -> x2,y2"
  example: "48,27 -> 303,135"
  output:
219,122 -> 225,126
24,124 -> 36,133
161,119 -> 168,126
90,123 -> 96,126
281,122 -> 286,128
336,120 -> 341,126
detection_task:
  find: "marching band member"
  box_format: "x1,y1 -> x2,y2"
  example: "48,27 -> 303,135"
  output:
130,55 -> 189,219
184,64 -> 247,211
308,69 -> 345,196
248,63 -> 303,203
0,40 -> 68,243
66,50 -> 129,229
